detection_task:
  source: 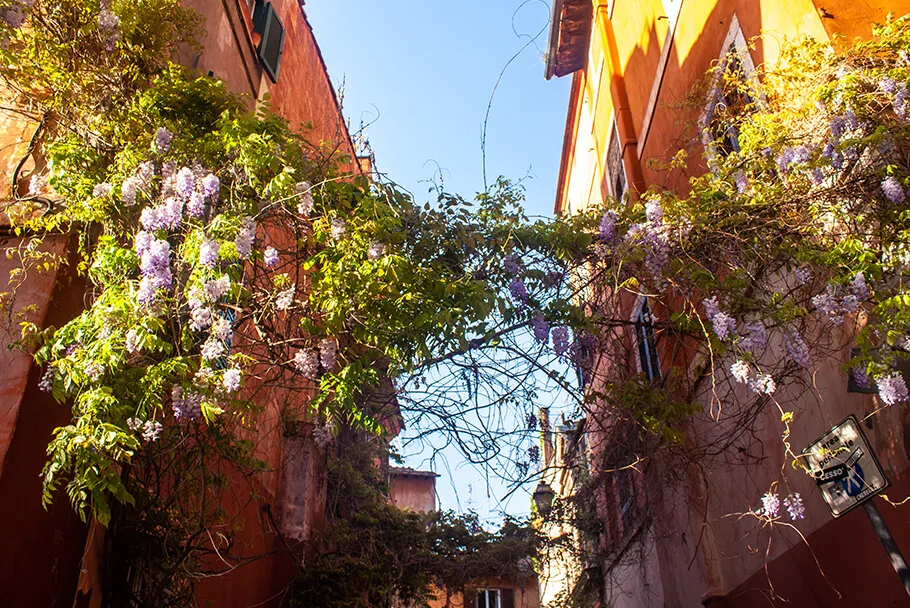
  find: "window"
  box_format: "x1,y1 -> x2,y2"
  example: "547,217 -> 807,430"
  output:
602,120 -> 627,202
634,298 -> 659,383
251,1 -> 285,83
702,15 -> 757,161
615,467 -> 638,532
477,589 -> 500,608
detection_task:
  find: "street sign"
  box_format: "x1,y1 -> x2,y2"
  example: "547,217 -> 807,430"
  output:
802,415 -> 889,518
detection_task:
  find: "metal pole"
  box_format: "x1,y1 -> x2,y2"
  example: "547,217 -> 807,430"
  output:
863,499 -> 910,597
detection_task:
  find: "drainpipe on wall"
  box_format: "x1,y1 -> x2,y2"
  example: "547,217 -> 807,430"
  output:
593,1 -> 646,199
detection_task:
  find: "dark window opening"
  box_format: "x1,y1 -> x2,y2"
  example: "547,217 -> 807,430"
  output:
252,2 -> 285,83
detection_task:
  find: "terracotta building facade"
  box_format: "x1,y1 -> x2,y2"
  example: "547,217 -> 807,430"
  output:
0,1 -> 357,606
542,1 -> 910,607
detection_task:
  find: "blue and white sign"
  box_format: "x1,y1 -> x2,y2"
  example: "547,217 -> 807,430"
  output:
803,415 -> 889,518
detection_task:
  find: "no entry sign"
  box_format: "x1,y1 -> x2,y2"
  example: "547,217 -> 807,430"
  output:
802,415 -> 889,518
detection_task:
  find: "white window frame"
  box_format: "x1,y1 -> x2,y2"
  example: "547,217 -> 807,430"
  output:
699,13 -> 757,163
476,588 -> 502,608
632,296 -> 660,383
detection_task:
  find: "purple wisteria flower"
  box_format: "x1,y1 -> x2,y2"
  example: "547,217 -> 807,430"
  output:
93,182 -> 112,198
134,230 -> 152,255
749,374 -> 776,395
142,420 -> 163,442
844,109 -> 859,132
205,275 -> 231,301
829,116 -> 845,139
154,127 -> 173,152
187,192 -> 205,218
741,321 -> 767,352
881,78 -> 896,94
552,326 -> 570,357
645,199 -> 663,223
235,217 -> 256,259
702,296 -> 719,321
264,246 -> 279,267
783,493 -> 805,520
531,315 -> 549,344
712,311 -> 736,342
852,366 -> 872,390
785,329 -> 810,369
0,2 -> 30,28
877,372 -> 909,406
882,176 -> 905,204
812,284 -> 844,325
85,363 -> 104,381
319,338 -> 337,371
176,167 -> 195,199
504,254 -> 522,276
509,278 -> 529,305
809,168 -> 825,186
126,417 -> 143,432
190,306 -> 213,331
172,386 -> 203,420
122,176 -> 140,206
199,238 -> 219,267
202,173 -> 220,199
734,170 -> 748,194
330,217 -> 346,240
98,8 -> 120,51
275,287 -> 295,310
297,181 -> 314,215
731,360 -> 751,384
294,349 -> 319,379
599,210 -> 617,243
894,84 -> 908,118
850,272 -> 868,299
28,174 -> 46,196
223,368 -> 241,393
211,316 -> 233,343
761,492 -> 781,518
138,238 -> 172,304
38,366 -> 55,392
795,267 -> 812,286
367,242 -> 386,260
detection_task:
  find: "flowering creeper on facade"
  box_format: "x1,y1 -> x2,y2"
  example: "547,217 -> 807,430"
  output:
319,338 -> 337,371
275,287 -> 294,311
294,349 -> 319,379
877,372 -> 909,406
784,329 -> 811,369
154,127 -> 172,152
852,366 -> 872,390
234,217 -> 256,259
264,246 -> 279,267
509,278 -> 528,305
731,360 -> 751,384
330,217 -> 346,240
599,210 -> 617,243
760,492 -> 780,518
367,242 -> 386,260
712,312 -> 736,342
882,176 -> 905,204
201,173 -> 220,199
222,368 -> 241,393
296,181 -> 315,215
783,493 -> 805,520
749,374 -> 776,395
141,421 -> 163,443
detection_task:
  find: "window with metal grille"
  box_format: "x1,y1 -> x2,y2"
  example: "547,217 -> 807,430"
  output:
635,298 -> 660,383
252,1 -> 285,83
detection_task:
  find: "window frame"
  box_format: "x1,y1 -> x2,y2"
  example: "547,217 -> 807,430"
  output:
632,296 -> 660,383
476,588 -> 502,608
603,118 -> 627,202
699,14 -> 757,164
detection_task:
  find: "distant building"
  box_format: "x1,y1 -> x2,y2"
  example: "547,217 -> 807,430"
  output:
542,1 -> 910,607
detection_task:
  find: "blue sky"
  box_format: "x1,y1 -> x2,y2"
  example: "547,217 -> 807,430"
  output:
304,1 -> 572,519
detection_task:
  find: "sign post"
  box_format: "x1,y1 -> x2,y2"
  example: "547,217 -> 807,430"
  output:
804,415 -> 910,597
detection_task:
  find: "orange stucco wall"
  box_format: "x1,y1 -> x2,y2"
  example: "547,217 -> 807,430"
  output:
389,473 -> 438,512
